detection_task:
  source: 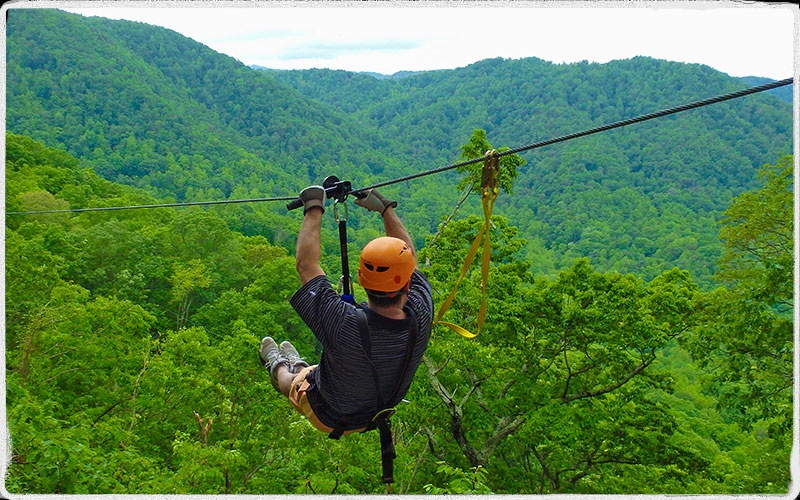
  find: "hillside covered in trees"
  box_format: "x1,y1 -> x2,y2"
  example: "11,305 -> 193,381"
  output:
3,7 -> 795,496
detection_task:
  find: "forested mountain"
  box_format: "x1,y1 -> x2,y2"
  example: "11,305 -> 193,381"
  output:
5,8 -> 793,285
265,59 -> 792,282
739,76 -> 794,102
3,7 -> 795,496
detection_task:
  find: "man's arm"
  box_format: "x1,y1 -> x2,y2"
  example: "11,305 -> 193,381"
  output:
381,206 -> 416,263
295,208 -> 325,284
355,189 -> 417,265
295,187 -> 327,284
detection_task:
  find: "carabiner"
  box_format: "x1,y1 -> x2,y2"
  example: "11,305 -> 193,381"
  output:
333,198 -> 349,223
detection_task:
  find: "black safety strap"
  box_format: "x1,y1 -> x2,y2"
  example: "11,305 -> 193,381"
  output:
329,306 -> 418,485
356,308 -> 395,484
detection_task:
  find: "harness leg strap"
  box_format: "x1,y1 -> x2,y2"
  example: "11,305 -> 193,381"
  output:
377,416 -> 396,484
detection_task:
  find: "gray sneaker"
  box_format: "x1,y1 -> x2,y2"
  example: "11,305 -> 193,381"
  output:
279,340 -> 310,373
259,337 -> 288,391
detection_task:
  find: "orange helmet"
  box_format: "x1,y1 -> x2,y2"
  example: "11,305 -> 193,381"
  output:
358,237 -> 415,293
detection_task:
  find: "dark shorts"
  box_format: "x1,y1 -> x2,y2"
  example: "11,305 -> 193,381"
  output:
288,365 -> 365,435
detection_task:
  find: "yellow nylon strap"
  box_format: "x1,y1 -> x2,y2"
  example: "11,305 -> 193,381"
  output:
435,150 -> 500,338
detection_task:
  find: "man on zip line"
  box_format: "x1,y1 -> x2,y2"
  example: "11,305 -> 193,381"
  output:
260,186 -> 434,438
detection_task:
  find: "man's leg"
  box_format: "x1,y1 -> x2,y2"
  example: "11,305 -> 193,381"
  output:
273,364 -> 295,397
259,336 -> 292,393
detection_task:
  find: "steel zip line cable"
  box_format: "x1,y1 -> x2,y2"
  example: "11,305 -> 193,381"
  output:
6,196 -> 296,215
7,77 -> 793,216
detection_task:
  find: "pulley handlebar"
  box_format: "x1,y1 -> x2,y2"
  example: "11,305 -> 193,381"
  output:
286,175 -> 365,211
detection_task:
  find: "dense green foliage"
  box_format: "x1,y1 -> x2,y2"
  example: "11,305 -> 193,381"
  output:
4,133 -> 793,495
3,8 -> 794,496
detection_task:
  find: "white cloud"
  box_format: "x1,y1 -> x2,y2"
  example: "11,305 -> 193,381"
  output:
57,1 -> 797,78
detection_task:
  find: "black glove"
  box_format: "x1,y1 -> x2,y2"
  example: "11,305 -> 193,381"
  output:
354,189 -> 397,216
300,185 -> 326,214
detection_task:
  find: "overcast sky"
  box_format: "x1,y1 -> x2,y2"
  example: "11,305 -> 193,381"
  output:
17,1 -> 800,79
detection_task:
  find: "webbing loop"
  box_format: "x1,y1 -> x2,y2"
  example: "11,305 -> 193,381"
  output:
372,407 -> 396,421
435,150 -> 500,338
333,198 -> 348,223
